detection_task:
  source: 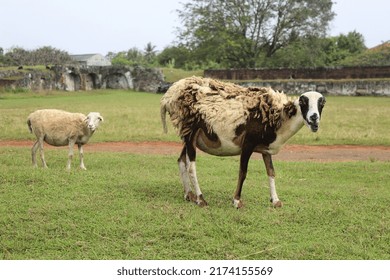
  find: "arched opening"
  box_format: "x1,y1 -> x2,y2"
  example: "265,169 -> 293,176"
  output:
64,73 -> 81,91
85,73 -> 99,90
106,73 -> 129,89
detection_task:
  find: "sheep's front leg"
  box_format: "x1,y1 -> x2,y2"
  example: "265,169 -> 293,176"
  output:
78,144 -> 87,170
262,153 -> 282,207
67,140 -> 76,170
233,144 -> 253,208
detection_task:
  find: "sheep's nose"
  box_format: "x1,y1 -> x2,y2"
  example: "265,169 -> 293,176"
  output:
310,113 -> 318,122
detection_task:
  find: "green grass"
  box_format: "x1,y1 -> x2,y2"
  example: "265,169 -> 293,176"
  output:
160,68 -> 204,83
0,65 -> 50,71
0,90 -> 389,145
292,95 -> 390,145
1,148 -> 390,260
1,89 -> 390,260
0,90 -> 177,142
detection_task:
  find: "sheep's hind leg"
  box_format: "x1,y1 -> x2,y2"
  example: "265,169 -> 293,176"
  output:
78,144 -> 87,170
262,153 -> 282,207
31,140 -> 39,168
38,137 -> 48,168
178,147 -> 196,202
187,160 -> 207,206
184,140 -> 207,207
182,140 -> 207,207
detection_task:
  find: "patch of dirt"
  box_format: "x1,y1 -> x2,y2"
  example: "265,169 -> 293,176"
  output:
1,140 -> 390,162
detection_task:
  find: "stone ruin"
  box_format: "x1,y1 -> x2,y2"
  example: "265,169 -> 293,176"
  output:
0,65 -> 165,93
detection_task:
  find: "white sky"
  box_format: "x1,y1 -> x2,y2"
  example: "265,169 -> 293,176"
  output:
1,0 -> 389,55
330,0 -> 390,48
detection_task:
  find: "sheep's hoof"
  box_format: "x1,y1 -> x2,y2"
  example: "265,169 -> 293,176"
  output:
80,166 -> 87,171
184,191 -> 197,202
233,199 -> 243,209
185,192 -> 208,207
196,194 -> 208,207
272,200 -> 283,208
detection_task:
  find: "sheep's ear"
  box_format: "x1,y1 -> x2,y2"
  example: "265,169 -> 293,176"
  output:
299,95 -> 308,106
320,96 -> 326,106
98,116 -> 104,122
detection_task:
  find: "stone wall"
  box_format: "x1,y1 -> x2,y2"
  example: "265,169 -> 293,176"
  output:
203,66 -> 390,96
3,65 -> 390,96
240,80 -> 390,96
205,66 -> 390,80
0,65 -> 165,93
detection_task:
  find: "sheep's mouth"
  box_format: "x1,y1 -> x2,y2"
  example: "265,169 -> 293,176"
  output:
304,119 -> 319,132
308,122 -> 319,132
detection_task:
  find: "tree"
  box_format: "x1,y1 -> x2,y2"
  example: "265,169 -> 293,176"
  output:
321,31 -> 366,65
177,0 -> 335,68
111,52 -> 133,66
3,46 -> 72,66
260,30 -> 366,68
32,46 -> 73,65
4,47 -> 28,65
340,41 -> 390,66
157,45 -> 192,68
264,36 -> 328,68
0,47 -> 7,65
126,47 -> 145,65
111,48 -> 145,66
336,31 -> 366,55
144,42 -> 157,65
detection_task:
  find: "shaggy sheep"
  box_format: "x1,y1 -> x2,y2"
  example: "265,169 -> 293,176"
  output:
27,109 -> 103,170
160,76 -> 326,208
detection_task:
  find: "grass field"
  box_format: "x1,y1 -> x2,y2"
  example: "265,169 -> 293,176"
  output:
0,90 -> 390,260
1,148 -> 390,259
0,90 -> 389,145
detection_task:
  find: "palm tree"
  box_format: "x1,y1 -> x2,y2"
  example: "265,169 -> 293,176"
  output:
144,42 -> 157,65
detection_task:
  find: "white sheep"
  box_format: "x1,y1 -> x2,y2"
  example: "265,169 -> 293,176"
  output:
27,109 -> 103,170
161,76 -> 326,208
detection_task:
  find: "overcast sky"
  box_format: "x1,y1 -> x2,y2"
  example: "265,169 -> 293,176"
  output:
1,0 -> 389,55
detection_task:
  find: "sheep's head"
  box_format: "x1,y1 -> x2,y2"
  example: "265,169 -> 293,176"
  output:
298,91 -> 326,132
85,112 -> 104,132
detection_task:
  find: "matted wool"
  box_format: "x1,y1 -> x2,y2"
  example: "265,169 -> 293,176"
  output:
161,76 -> 296,138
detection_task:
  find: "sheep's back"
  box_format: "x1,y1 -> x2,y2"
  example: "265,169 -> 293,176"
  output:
163,77 -> 293,137
28,109 -> 86,140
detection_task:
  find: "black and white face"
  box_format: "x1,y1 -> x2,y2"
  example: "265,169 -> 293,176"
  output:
299,91 -> 326,132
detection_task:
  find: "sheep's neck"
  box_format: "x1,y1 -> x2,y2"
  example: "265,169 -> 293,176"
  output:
76,125 -> 94,145
267,104 -> 304,154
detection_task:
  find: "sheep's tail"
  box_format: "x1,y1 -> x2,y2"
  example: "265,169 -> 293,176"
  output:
27,118 -> 33,133
160,102 -> 168,134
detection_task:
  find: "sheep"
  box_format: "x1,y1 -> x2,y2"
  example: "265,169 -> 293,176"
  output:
160,76 -> 326,208
27,109 -> 103,170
